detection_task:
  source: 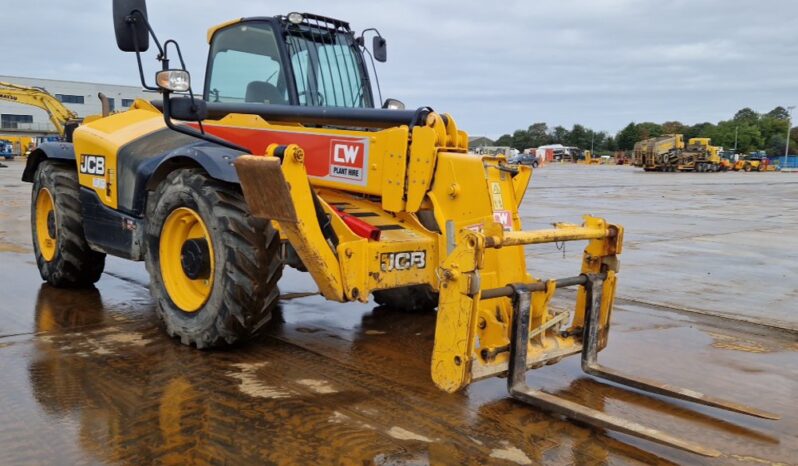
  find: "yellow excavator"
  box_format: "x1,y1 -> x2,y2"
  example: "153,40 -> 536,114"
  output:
0,81 -> 83,142
20,0 -> 777,457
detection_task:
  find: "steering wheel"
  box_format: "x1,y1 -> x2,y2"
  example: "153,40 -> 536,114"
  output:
298,90 -> 324,106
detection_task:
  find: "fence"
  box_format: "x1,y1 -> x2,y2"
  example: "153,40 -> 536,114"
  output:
771,155 -> 798,170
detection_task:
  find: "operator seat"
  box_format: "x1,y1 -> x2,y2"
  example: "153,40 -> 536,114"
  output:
245,81 -> 285,105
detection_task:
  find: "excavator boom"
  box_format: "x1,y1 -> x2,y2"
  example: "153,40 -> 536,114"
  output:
0,81 -> 80,137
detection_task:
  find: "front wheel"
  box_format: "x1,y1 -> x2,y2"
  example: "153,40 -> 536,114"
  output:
144,169 -> 283,348
31,161 -> 105,287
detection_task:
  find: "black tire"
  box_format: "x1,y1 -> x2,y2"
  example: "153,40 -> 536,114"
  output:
144,169 -> 283,348
31,161 -> 105,287
373,285 -> 438,313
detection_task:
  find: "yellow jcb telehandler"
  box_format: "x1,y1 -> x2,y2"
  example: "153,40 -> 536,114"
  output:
21,1 -> 777,457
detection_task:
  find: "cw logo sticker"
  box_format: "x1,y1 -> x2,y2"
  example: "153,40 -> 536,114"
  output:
333,143 -> 360,164
493,210 -> 513,231
329,139 -> 367,182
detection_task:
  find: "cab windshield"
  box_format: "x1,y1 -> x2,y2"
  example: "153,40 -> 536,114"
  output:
205,21 -> 371,108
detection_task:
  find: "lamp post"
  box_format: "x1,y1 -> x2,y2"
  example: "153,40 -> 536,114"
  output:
786,106 -> 795,170
733,126 -> 738,153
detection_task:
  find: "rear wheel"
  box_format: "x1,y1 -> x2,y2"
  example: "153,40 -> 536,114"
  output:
31,161 -> 105,287
373,285 -> 438,313
144,169 -> 283,348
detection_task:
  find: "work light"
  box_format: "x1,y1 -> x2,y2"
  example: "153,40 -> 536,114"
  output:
156,70 -> 191,92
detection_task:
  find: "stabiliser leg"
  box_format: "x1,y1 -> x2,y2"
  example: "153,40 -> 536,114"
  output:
500,274 -> 779,456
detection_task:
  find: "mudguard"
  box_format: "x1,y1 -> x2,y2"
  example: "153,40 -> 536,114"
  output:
115,128 -> 247,215
149,142 -> 246,186
21,142 -> 76,182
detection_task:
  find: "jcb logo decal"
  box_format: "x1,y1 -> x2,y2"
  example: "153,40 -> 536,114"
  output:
79,155 -> 106,175
380,251 -> 426,272
329,139 -> 366,182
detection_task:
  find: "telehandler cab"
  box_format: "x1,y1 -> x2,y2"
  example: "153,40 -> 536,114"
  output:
22,0 -> 776,456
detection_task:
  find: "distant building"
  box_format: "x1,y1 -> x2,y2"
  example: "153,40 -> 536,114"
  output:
468,136 -> 495,151
0,75 -> 150,136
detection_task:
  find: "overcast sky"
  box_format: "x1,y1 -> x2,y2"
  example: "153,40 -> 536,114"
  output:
2,0 -> 796,137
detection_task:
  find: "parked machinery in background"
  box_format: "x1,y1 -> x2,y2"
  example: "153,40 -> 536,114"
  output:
634,135 -> 724,172
0,139 -> 15,160
676,138 -> 723,172
634,134 -> 684,171
577,150 -> 602,164
733,152 -> 776,172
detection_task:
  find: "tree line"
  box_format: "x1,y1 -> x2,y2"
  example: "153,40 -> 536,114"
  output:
494,106 -> 798,155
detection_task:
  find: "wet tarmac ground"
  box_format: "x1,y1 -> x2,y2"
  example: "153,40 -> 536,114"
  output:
0,159 -> 796,465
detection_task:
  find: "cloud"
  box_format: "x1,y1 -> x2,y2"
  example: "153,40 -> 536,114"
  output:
2,0 -> 796,137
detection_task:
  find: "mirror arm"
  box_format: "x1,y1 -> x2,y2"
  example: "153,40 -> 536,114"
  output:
161,93 -> 251,154
359,44 -> 382,106
120,5 -> 249,155
357,28 -> 385,105
133,49 -> 159,91
359,27 -> 382,41
128,9 -> 171,89
130,14 -> 159,91
128,9 -> 163,56
163,39 -> 186,70
161,39 -> 204,135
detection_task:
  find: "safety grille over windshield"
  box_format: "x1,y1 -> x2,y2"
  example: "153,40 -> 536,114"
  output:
285,15 -> 371,108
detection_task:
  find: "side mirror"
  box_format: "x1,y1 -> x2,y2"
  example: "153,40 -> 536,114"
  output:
382,98 -> 405,110
113,0 -> 150,52
373,36 -> 387,62
168,97 -> 207,122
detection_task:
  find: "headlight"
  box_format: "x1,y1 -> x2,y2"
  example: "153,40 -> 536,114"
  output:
156,70 -> 191,92
287,12 -> 304,25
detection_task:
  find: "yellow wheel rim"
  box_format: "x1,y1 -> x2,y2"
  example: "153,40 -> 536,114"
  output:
159,207 -> 215,312
35,188 -> 57,262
